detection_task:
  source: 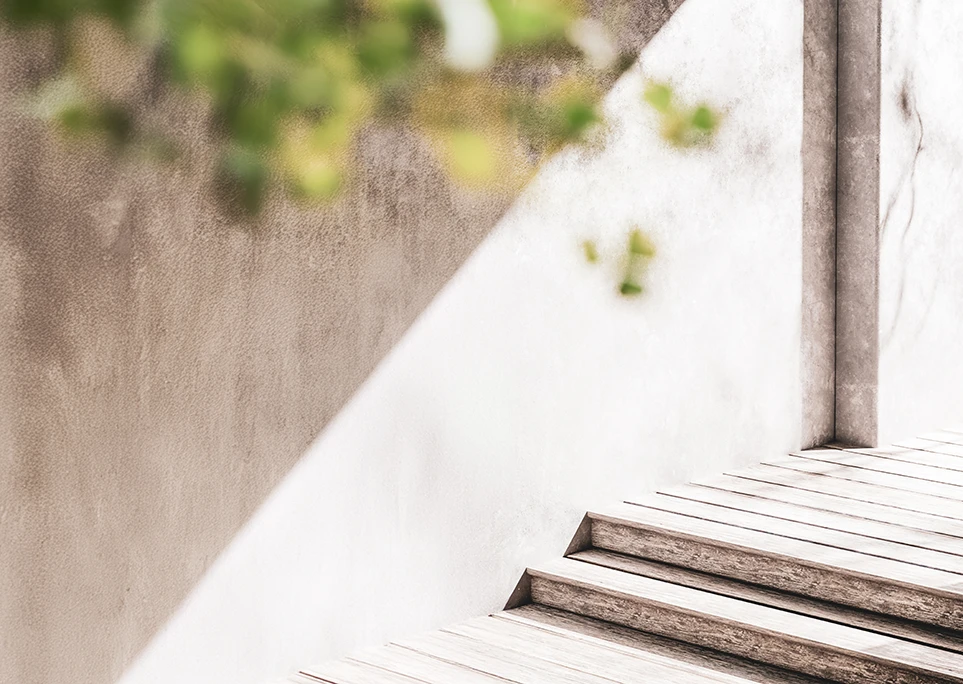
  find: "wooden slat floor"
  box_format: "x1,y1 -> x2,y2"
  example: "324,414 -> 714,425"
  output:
291,430 -> 963,684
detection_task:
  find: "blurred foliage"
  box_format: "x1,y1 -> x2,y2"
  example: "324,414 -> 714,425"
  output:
1,0 -> 644,213
581,238 -> 599,264
582,227 -> 656,298
643,80 -> 719,148
4,0 -> 722,303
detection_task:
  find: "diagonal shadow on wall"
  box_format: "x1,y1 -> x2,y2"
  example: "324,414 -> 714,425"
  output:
0,4 -> 685,684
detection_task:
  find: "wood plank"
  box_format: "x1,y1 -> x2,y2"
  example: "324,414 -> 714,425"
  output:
500,605 -> 833,684
917,431 -> 963,447
394,628 -> 617,684
659,481 -> 963,559
571,548 -> 963,653
749,462 -> 963,521
704,470 -> 963,539
771,452 -> 963,503
445,615 -> 751,683
625,491 -> 963,574
301,659 -> 423,684
835,444 -> 963,473
588,503 -> 963,629
288,675 -> 328,684
895,437 -> 963,457
349,643 -> 506,683
527,558 -> 963,683
793,449 -> 963,487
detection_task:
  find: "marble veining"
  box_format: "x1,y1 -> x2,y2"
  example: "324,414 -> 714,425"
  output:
878,0 -> 963,441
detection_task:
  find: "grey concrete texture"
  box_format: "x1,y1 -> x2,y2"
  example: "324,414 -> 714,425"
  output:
0,29 -> 514,684
801,0 -> 838,448
835,0 -> 881,447
0,4 -> 688,684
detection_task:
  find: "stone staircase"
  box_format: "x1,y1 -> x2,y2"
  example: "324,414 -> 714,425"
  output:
294,432 -> 963,683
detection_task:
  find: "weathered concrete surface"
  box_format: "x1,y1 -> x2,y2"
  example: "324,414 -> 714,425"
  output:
0,30 -> 516,684
801,0 -> 837,447
113,1 -> 805,681
877,0 -> 963,442
835,0 -> 881,446
0,6 -> 693,684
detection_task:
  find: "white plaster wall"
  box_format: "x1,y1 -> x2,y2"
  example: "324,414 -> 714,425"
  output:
879,0 -> 963,442
117,0 -> 804,682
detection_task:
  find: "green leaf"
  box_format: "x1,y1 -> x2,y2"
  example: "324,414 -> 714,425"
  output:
357,20 -> 413,77
174,23 -> 225,84
582,239 -> 599,263
489,0 -> 573,48
619,280 -> 643,296
440,129 -> 497,185
628,228 -> 655,257
691,104 -> 716,132
643,82 -> 672,112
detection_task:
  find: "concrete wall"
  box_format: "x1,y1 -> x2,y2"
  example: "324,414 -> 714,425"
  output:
0,28 -> 515,684
0,0 -> 804,683
878,0 -> 963,442
118,1 -> 804,682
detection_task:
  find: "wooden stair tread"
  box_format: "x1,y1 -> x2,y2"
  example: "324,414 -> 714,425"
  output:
790,449 -> 963,487
393,625 -> 627,684
916,432 -> 963,447
835,444 -> 963,473
292,428 -> 963,684
500,605 -> 832,684
765,456 -> 963,516
589,502 -> 963,598
443,614 -> 762,683
731,463 -> 963,522
528,557 -> 963,682
697,472 -> 963,541
350,643 -> 509,683
896,437 -> 963,457
570,548 -> 963,653
660,480 -> 963,559
624,490 -> 963,574
301,659 -> 423,684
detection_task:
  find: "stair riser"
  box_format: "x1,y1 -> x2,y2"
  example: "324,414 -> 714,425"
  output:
530,575 -> 960,684
591,518 -> 963,631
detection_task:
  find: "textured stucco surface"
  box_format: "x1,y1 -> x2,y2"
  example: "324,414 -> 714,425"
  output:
0,6 -> 695,684
110,1 -> 805,682
878,0 -> 963,442
0,30 -> 516,684
835,0 -> 881,446
801,0 -> 837,447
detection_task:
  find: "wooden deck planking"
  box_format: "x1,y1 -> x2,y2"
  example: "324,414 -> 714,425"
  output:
706,468 -> 963,537
737,463 -> 963,521
301,659 -> 423,684
917,432 -> 963,447
792,449 -> 963,487
660,480 -> 963,558
498,605 -> 834,684
293,429 -> 963,684
393,627 -> 623,684
895,437 -> 963,457
769,453 -> 963,504
528,558 -> 963,683
834,444 -> 963,473
589,504 -> 963,630
697,468 -> 963,546
348,643 -> 508,684
624,491 -> 963,574
570,547 -> 963,652
444,615 -> 755,683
